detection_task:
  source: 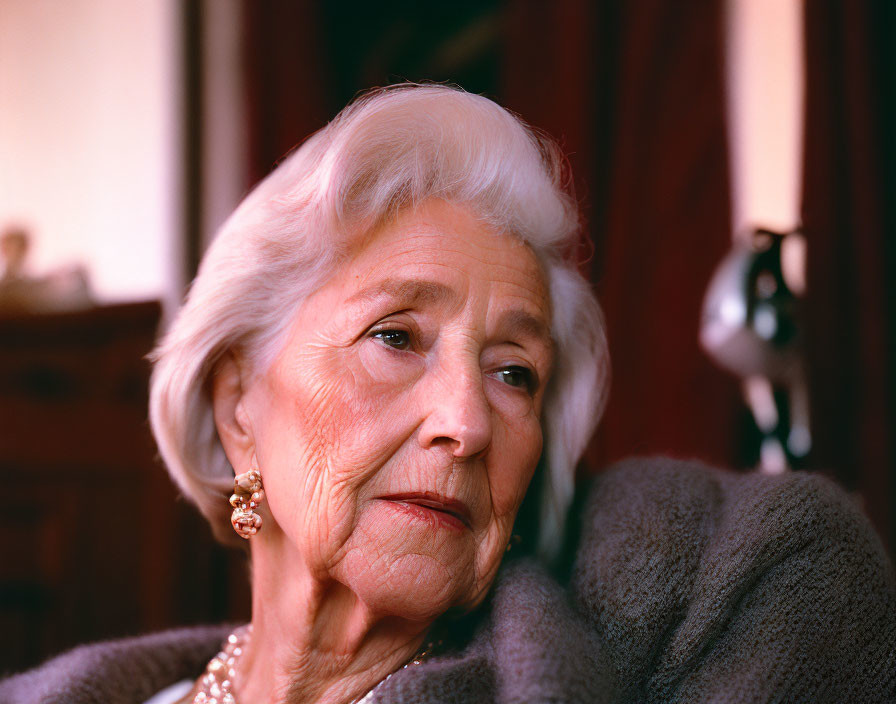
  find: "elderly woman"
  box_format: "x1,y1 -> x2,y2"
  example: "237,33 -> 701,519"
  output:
3,85 -> 894,704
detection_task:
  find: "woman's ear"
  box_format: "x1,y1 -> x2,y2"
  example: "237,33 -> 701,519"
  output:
211,351 -> 255,473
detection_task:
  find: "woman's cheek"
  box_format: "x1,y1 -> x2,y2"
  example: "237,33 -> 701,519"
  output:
312,344 -> 424,469
279,345 -> 407,462
489,408 -> 543,516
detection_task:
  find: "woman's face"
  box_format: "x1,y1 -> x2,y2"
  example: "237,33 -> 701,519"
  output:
242,199 -> 553,620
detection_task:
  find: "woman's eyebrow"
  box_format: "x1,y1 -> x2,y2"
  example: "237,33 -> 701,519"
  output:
495,309 -> 554,351
345,278 -> 460,308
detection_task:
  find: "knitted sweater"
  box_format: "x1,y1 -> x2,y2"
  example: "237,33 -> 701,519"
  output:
3,457 -> 894,703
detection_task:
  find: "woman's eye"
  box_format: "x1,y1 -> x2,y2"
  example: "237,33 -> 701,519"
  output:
496,366 -> 535,392
372,329 -> 411,350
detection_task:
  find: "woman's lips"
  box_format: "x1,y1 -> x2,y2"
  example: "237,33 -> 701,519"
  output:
378,493 -> 472,531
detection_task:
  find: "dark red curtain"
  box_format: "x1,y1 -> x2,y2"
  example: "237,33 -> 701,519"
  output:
575,1 -> 741,471
243,1 -> 330,183
803,1 -> 896,551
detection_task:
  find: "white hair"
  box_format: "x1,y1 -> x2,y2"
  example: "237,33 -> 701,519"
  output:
149,84 -> 609,559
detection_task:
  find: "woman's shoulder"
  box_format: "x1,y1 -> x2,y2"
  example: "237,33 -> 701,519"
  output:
571,456 -> 896,702
0,625 -> 230,704
579,455 -> 893,572
575,455 -> 896,620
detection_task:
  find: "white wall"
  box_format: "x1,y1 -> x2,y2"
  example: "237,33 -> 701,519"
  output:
0,0 -> 181,306
725,0 -> 804,240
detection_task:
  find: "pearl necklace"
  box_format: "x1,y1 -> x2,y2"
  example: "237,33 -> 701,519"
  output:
191,625 -> 250,704
192,625 -> 438,704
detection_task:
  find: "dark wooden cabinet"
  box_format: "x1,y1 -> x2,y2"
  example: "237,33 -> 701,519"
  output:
0,302 -> 249,674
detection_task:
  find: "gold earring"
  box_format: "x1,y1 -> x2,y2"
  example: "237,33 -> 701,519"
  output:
230,468 -> 265,539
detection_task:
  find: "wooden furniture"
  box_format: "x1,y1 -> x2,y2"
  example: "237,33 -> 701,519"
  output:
0,302 -> 248,674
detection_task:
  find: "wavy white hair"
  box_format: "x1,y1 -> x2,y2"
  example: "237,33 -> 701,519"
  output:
149,84 -> 609,559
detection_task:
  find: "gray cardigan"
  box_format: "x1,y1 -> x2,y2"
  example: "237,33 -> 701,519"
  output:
3,458 -> 895,703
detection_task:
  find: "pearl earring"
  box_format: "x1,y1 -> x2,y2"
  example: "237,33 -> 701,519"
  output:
229,468 -> 265,539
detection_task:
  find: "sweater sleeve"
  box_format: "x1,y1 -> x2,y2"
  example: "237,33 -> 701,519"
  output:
572,457 -> 896,704
0,625 -> 229,704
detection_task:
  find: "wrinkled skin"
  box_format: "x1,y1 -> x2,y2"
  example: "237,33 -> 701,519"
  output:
213,199 -> 553,702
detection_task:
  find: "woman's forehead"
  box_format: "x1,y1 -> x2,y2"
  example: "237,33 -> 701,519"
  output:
344,200 -> 550,308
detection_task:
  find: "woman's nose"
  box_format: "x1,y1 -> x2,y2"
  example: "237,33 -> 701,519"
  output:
418,363 -> 492,459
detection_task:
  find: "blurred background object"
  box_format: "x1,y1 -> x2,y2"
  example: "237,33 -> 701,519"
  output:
1,0 -> 893,674
701,229 -> 810,473
0,225 -> 94,313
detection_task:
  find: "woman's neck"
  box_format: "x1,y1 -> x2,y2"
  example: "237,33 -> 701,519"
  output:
236,537 -> 429,704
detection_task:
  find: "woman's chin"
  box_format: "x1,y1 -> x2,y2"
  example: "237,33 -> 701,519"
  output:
335,550 -> 472,622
